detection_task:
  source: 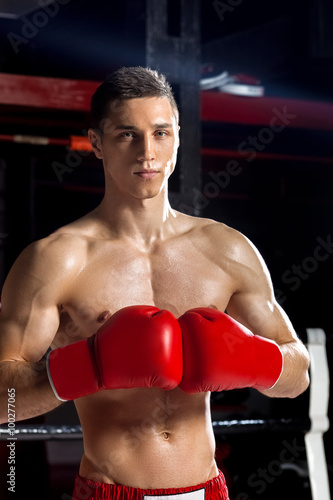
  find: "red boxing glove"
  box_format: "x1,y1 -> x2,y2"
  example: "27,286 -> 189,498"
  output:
179,307 -> 283,393
47,305 -> 183,401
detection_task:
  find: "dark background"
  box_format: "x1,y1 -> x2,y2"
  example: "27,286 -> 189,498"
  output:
0,1 -> 332,499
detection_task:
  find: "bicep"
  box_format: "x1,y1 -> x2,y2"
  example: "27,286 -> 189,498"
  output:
227,289 -> 297,346
0,244 -> 61,362
225,233 -> 298,345
0,306 -> 60,363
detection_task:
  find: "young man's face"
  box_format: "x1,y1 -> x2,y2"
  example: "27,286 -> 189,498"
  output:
89,96 -> 180,201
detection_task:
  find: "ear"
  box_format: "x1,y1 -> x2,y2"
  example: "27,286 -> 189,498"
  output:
88,128 -> 103,159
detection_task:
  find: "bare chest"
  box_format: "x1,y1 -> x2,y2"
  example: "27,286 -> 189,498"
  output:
55,238 -> 234,344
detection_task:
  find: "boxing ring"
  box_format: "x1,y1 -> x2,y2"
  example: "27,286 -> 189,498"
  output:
0,329 -> 331,499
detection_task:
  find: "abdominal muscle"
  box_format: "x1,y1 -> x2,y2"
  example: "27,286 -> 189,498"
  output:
75,387 -> 218,489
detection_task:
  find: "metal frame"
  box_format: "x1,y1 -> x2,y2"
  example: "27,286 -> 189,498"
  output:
146,0 -> 202,215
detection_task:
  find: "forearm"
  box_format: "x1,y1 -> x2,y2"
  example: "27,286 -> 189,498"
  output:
259,340 -> 310,398
0,359 -> 62,424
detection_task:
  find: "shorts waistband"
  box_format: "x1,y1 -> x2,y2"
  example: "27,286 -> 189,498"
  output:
72,470 -> 230,500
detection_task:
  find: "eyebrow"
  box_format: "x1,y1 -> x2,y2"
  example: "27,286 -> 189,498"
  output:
114,123 -> 173,131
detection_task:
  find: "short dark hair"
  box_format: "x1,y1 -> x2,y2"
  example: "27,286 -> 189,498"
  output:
90,66 -> 179,133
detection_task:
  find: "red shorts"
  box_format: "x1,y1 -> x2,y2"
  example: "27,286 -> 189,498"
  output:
72,470 -> 230,500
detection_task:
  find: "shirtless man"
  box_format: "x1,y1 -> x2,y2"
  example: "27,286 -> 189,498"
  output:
0,67 -> 309,500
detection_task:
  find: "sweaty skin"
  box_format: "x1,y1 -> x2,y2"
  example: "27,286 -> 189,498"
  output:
0,97 -> 310,489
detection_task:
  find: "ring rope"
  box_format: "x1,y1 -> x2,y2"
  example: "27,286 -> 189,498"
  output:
0,418 -> 311,441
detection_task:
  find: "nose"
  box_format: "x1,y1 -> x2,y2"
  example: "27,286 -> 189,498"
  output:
137,135 -> 155,162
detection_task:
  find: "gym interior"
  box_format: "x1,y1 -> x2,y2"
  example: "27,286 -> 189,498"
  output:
0,1 -> 332,499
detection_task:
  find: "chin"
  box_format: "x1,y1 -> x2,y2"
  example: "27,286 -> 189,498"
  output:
134,185 -> 166,200
136,191 -> 160,201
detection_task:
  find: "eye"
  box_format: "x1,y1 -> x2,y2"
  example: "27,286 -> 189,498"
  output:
120,132 -> 134,138
155,130 -> 168,137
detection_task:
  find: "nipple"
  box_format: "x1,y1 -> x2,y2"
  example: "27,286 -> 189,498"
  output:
97,310 -> 111,323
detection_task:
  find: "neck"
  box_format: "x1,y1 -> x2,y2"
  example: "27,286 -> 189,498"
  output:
97,187 -> 177,246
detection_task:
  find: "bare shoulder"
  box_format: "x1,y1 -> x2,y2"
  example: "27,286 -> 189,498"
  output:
23,209 -> 102,267
14,230 -> 86,278
174,211 -> 271,287
175,211 -> 260,259
2,217 -> 95,305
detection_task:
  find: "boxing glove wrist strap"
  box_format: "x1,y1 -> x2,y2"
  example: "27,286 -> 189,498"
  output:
46,338 -> 99,402
252,335 -> 283,390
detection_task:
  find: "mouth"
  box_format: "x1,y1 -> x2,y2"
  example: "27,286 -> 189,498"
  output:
134,170 -> 160,179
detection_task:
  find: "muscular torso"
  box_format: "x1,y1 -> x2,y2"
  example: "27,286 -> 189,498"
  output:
50,213 -> 238,488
